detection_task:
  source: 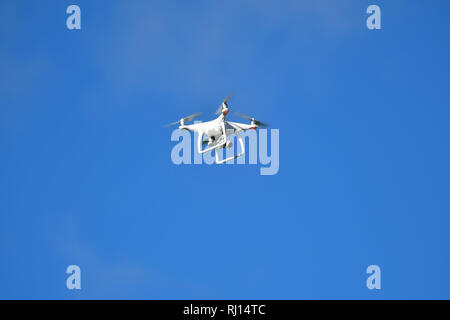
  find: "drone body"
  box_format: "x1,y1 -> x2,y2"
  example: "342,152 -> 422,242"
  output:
166,96 -> 268,164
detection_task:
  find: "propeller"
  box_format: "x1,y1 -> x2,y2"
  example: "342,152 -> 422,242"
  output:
164,112 -> 201,127
215,94 -> 232,114
235,112 -> 269,128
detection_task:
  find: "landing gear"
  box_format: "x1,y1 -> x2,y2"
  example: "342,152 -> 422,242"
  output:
197,131 -> 245,164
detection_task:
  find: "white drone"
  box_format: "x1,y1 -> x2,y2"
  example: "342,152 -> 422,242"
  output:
165,96 -> 268,164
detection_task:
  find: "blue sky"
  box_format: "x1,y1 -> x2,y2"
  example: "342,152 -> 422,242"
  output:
1,0 -> 450,299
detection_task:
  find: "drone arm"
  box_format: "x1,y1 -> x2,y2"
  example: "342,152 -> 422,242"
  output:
221,122 -> 227,138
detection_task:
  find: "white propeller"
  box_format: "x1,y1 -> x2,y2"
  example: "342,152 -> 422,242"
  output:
235,112 -> 269,128
164,112 -> 201,127
215,95 -> 232,114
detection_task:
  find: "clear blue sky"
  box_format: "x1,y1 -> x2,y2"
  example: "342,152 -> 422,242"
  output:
1,0 -> 450,299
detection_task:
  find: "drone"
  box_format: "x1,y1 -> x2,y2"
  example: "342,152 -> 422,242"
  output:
165,96 -> 268,164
